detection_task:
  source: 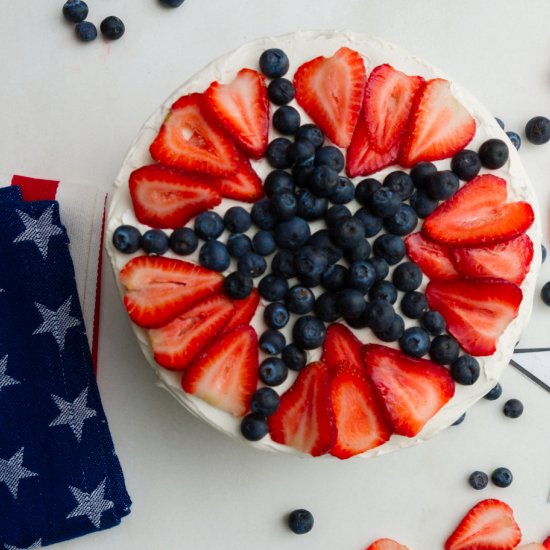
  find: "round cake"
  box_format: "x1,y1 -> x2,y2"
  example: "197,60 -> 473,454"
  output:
106,30 -> 541,459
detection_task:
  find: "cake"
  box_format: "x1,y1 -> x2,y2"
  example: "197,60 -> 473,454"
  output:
106,30 -> 541,459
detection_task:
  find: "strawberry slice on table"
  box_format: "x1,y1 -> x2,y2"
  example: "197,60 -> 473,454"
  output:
119,256 -> 224,328
452,234 -> 534,285
364,64 -> 424,153
211,157 -> 264,202
366,539 -> 410,550
399,78 -> 476,167
148,293 -> 234,370
423,174 -> 535,246
404,232 -> 460,280
426,278 -> 522,356
445,499 -> 522,550
129,164 -> 221,229
517,545 -> 546,549
362,344 -> 455,438
294,47 -> 366,147
225,288 -> 260,331
181,325 -> 259,416
268,361 -> 336,456
330,364 -> 392,459
322,323 -> 363,373
149,93 -> 240,176
204,68 -> 269,159
543,537 -> 550,549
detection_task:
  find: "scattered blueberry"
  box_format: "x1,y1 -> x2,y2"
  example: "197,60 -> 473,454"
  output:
469,471 -> 489,490
400,291 -> 428,319
223,271 -> 253,300
288,509 -> 314,535
271,193 -> 298,221
263,302 -> 289,329
540,281 -> 550,305
264,170 -> 295,197
479,139 -> 509,169
295,124 -> 324,149
292,316 -> 326,350
425,170 -> 459,200
160,0 -> 185,6
259,48 -> 289,78
282,344 -> 307,371
224,206 -> 251,233
344,239 -> 371,263
355,178 -> 381,205
199,240 -> 230,272
374,313 -> 404,342
170,227 -> 198,255
367,188 -> 401,218
325,205 -> 352,228
240,413 -> 268,441
273,106 -> 301,135
267,78 -> 295,105
410,162 -> 437,189
420,310 -> 446,336
346,261 -> 376,293
369,280 -> 398,304
259,274 -> 289,302
384,204 -> 418,236
329,217 -> 366,249
542,244 -> 547,263
100,16 -> 125,40
451,355 -> 480,385
250,387 -> 280,416
314,292 -> 341,322
484,383 -> 503,401
362,299 -> 395,332
370,256 -> 390,281
63,0 -> 88,23
503,398 -> 524,418
285,285 -> 315,314
506,131 -> 521,150
194,211 -> 224,240
308,165 -> 339,197
399,327 -> 430,358
141,229 -> 168,255
252,230 -> 276,256
372,234 -> 406,265
392,262 -> 423,292
383,171 -> 414,200
296,188 -> 329,220
259,329 -> 286,355
112,225 -> 141,254
271,249 -> 297,278
308,229 -> 343,265
495,117 -> 505,130
287,139 -> 316,166
491,467 -> 513,488
315,146 -> 345,172
294,246 -> 328,287
75,21 -> 97,41
410,190 -> 438,218
525,116 -> 550,145
452,413 -> 466,426
451,150 -> 482,181
266,138 -> 292,169
430,334 -> 460,364
321,264 -> 348,292
251,198 -> 277,230
227,233 -> 252,258
274,217 -> 311,251
330,176 -> 355,204
238,252 -> 267,278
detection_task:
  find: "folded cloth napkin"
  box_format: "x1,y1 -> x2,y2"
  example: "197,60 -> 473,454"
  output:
0,188 -> 131,548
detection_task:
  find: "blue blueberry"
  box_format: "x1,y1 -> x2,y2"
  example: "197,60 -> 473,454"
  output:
287,139 -> 316,166
100,16 -> 125,40
526,116 -> 550,145
252,230 -> 276,256
451,150 -> 481,181
282,344 -> 307,371
223,272 -> 253,300
274,217 -> 311,250
226,233 -> 252,258
503,398 -> 523,418
384,204 -> 418,236
484,383 -> 503,401
224,206 -> 251,233
307,229 -> 343,265
506,131 -> 521,150
238,252 -> 267,278
479,139 -> 509,169
250,387 -> 280,416
425,170 -> 459,200
369,280 -> 397,304
267,78 -> 295,105
170,227 -> 198,255
399,327 -> 430,358
453,413 -> 466,426
285,285 -> 315,314
362,299 -> 395,332
270,193 -> 298,221
392,261 -> 423,292
410,190 -> 438,218
469,471 -> 489,490
112,225 -> 141,254
292,316 -> 326,350
141,229 -> 169,255
194,211 -> 224,240
355,178 -> 381,205
295,124 -> 324,149
321,264 -> 348,292
430,334 -> 460,364
308,165 -> 339,197
420,310 -> 446,335
240,413 -> 268,441
259,274 -> 288,302
266,138 -> 292,169
259,330 -> 286,355
314,146 -> 344,172
347,261 -> 376,293
542,244 -> 547,263
330,176 -> 355,204
400,291 -> 428,319
410,162 -> 437,189
451,355 -> 480,385
288,509 -> 314,535
325,205 -> 352,228
330,217 -> 366,249
314,292 -> 341,323
491,467 -> 513,488
372,234 -> 406,265
337,288 -> 366,321
374,313 -> 404,342
383,171 -> 414,200
273,106 -> 301,135
294,246 -> 328,287
259,48 -> 289,78
292,164 -> 314,187
264,170 -> 295,197
199,240 -> 230,272
541,282 -> 550,305
344,239 -> 371,263
367,188 -> 401,218
251,198 -> 277,230
271,249 -> 297,278
296,188 -> 329,220
354,208 -> 384,237
63,0 -> 88,22
263,302 -> 290,329
259,357 -> 288,386
160,0 -> 185,6
495,117 -> 505,129
370,256 -> 389,280
75,21 -> 97,41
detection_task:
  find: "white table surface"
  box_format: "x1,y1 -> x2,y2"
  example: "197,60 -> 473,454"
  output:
2,1 -> 550,548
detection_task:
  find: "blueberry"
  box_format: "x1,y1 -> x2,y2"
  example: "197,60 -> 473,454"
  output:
315,146 -> 345,172
495,117 -> 505,129
374,313 -> 405,342
274,217 -> 311,250
285,285 -> 315,314
295,188 -> 329,220
252,230 -> 276,256
288,509 -> 314,535
425,170 -> 459,200
359,299 -> 394,332
223,271 -> 253,300
347,261 -> 376,293
429,334 -> 460,364
503,398 -> 523,418
400,291 -> 428,319
295,124 -> 324,149
294,246 -> 328,287
526,116 -> 550,145
273,106 -> 301,135
240,413 -> 268,441
160,0 -> 185,6
337,289 -> 366,321
540,281 -> 550,305
100,16 -> 125,40
484,383 -> 503,401
199,240 -> 230,272
227,233 -> 252,258
383,171 -> 414,200
259,329 -> 286,355
292,165 -> 315,187
451,355 -> 480,385
266,138 -> 293,169
367,188 -> 401,218
410,162 -> 437,189
271,249 -> 297,278
410,190 -> 438,218
384,204 -> 418,236
308,166 -> 339,197
63,0 -> 88,23
169,227 -> 198,255
344,239 -> 371,263
224,206 -> 251,233
307,229 -> 343,265
392,261 -> 423,292
506,131 -> 521,150
238,252 -> 267,278
263,302 -> 289,329
314,292 -> 341,322
321,264 -> 348,292
372,234 -> 406,265
287,139 -> 316,166
369,280 -> 398,304
330,217 -> 366,250
452,413 -> 466,426
292,316 -> 326,350
355,178 -> 381,205
330,176 -> 355,204
420,310 -> 446,335
264,170 -> 295,197
251,387 -> 280,416
282,344 -> 307,371
112,225 -> 141,254
140,229 -> 169,255
251,198 -> 277,230
267,78 -> 295,105
469,471 -> 489,490
259,48 -> 289,78
75,21 -> 97,41
479,139 -> 509,169
542,244 -> 547,263
270,193 -> 298,221
194,211 -> 224,240
491,467 -> 513,488
259,274 -> 288,302
399,327 -> 430,358
451,150 -> 482,181
370,257 -> 390,280
325,205 -> 352,228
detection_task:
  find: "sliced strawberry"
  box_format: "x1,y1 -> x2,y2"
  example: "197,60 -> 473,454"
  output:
330,364 -> 392,459
365,64 -> 424,153
128,164 -> 221,229
204,68 -> 269,159
211,157 -> 263,202
400,78 -> 476,166
120,256 -> 224,328
268,361 -> 336,456
294,47 -> 366,147
452,234 -> 534,285
517,545 -> 546,549
543,537 -> 550,549
148,293 -> 234,370
426,278 -> 522,356
225,288 -> 260,331
322,323 -> 363,373
423,175 -> 535,246
445,499 -> 522,550
150,93 -> 240,176
181,325 -> 259,416
404,232 -> 460,280
366,539 -> 410,550
362,344 -> 455,438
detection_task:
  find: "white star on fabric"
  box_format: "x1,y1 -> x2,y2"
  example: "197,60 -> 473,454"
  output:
32,297 -> 80,352
0,448 -> 38,499
0,355 -> 19,394
49,387 -> 97,442
66,479 -> 114,529
13,205 -> 63,260
5,538 -> 42,549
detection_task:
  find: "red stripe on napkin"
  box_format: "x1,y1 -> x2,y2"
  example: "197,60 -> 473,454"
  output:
11,174 -> 59,201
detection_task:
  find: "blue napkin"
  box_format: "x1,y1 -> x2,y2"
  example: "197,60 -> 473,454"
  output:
0,191 -> 131,548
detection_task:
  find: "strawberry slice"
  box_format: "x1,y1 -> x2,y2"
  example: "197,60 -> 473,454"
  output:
322,323 -> 363,372
404,232 -> 460,280
128,164 -> 221,229
294,47 -> 366,147
366,539 -> 410,550
517,545 -> 546,549
543,537 -> 550,549
362,344 -> 455,437
423,175 -> 535,246
149,293 -> 234,370
211,157 -> 263,202
150,93 -> 240,176
181,325 -> 259,416
120,256 -> 224,328
204,68 -> 269,159
452,234 -> 534,285
400,78 -> 476,166
445,499 -> 522,550
426,278 -> 522,356
225,288 -> 260,331
268,361 -> 336,456
365,64 -> 424,153
330,364 -> 392,459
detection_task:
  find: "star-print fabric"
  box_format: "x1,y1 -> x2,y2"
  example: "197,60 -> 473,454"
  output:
0,189 -> 131,548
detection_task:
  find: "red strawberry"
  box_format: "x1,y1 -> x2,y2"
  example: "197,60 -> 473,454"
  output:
517,545 -> 546,549
204,68 -> 269,159
119,256 -> 224,328
322,323 -> 363,372
149,93 -> 240,176
268,361 -> 336,456
225,288 -> 260,331
211,157 -> 264,202
400,78 -> 476,166
426,278 -> 522,356
543,537 -> 550,549
366,539 -> 410,550
362,344 -> 455,438
445,499 -> 522,550
294,47 -> 366,147
364,64 -> 424,153
423,175 -> 535,246
404,232 -> 460,280
148,293 -> 234,370
128,164 -> 221,229
330,364 -> 392,459
452,234 -> 533,285
181,325 -> 259,416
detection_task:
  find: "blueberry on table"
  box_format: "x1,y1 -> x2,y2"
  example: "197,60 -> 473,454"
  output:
370,257 -> 389,281
292,164 -> 314,188
285,285 -> 315,314
199,240 -> 230,272
263,302 -> 289,329
287,139 -> 316,166
251,198 -> 277,230
227,233 -> 252,258
478,139 -> 509,169
314,292 -> 341,323
451,355 -> 480,385
288,509 -> 314,535
367,188 -> 400,218
344,239 -> 371,263
274,217 -> 311,251
410,161 -> 437,189
264,170 -> 295,197
194,211 -> 224,240
420,310 -> 446,336
525,116 -> 550,144
308,165 -> 339,197
321,264 -> 348,292
296,189 -> 329,221
270,193 -> 298,221
495,117 -> 505,129
469,471 -> 489,490
491,467 -> 513,488
170,227 -> 198,255
294,247 -> 328,287
266,138 -> 293,169
372,234 -> 406,265
267,78 -> 295,105
369,280 -> 398,304
259,329 -> 286,355
141,229 -> 169,255
292,316 -> 327,350
540,282 -> 550,305
374,313 -> 404,342
383,170 -> 414,200
400,291 -> 428,319
250,387 -> 280,417
75,21 -> 97,42
506,131 -> 521,150
63,0 -> 88,23
363,299 -> 395,332
450,150 -> 481,181
336,288 -> 366,321
384,204 -> 418,236
240,413 -> 268,441
425,170 -> 459,200
346,261 -> 377,293
355,178 -> 381,204
273,106 -> 301,135
259,357 -> 288,386
271,249 -> 297,279
159,0 -> 185,6
410,190 -> 438,218
429,334 -> 460,364
224,206 -> 251,233
259,274 -> 288,302
223,271 -> 253,300
452,413 -> 466,426
392,262 -> 423,292
100,16 -> 125,40
259,48 -> 289,78
330,217 -> 366,250
307,229 -> 342,265
399,327 -> 430,358
112,225 -> 141,254
503,398 -> 524,418
325,205 -> 352,228
295,124 -> 325,149
238,252 -> 267,278
330,176 -> 355,205
282,344 -> 307,371
542,244 -> 547,264
484,383 -> 503,401
252,230 -> 276,256
315,146 -> 345,172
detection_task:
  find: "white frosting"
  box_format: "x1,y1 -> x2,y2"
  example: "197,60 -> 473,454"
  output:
106,30 -> 541,459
